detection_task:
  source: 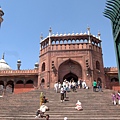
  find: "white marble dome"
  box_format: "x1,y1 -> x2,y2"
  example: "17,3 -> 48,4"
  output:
0,58 -> 11,70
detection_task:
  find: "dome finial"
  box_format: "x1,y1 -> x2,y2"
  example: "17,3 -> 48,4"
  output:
2,52 -> 5,59
40,33 -> 43,40
87,26 -> 90,35
98,31 -> 101,40
49,27 -> 52,36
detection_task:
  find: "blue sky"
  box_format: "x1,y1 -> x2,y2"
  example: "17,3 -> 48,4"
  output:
0,0 -> 117,70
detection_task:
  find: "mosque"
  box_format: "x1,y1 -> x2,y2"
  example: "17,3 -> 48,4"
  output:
0,7 -> 119,94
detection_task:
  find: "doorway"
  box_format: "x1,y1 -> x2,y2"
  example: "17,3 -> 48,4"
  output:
63,72 -> 78,83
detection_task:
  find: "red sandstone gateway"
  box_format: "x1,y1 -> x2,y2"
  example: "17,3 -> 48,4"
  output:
0,27 -> 119,94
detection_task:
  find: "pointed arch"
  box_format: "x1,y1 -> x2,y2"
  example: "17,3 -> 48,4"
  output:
58,59 -> 82,83
96,61 -> 100,70
42,62 -> 45,72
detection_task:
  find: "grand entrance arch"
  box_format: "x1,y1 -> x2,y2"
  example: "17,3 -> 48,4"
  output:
63,72 -> 78,82
58,59 -> 82,83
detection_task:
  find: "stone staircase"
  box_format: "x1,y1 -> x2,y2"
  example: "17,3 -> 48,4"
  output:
0,88 -> 120,120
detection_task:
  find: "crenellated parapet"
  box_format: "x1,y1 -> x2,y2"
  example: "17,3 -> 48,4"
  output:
40,28 -> 102,55
0,69 -> 38,76
40,32 -> 101,47
104,67 -> 118,72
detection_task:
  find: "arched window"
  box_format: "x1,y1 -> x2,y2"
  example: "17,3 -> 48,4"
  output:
42,62 -> 45,71
64,40 -> 67,44
84,39 -> 88,43
96,61 -> 100,70
76,39 -> 79,43
41,79 -> 45,83
26,80 -> 33,84
60,40 -> 63,44
16,80 -> 24,84
56,40 -> 59,44
52,41 -> 55,45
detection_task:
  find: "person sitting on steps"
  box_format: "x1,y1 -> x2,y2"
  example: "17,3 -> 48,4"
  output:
35,103 -> 49,119
42,96 -> 49,103
35,109 -> 45,118
75,100 -> 83,111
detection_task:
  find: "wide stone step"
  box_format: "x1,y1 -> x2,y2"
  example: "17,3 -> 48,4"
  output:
0,88 -> 119,119
0,115 -> 120,120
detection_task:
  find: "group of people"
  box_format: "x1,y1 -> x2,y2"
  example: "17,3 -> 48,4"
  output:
54,78 -> 89,103
54,78 -> 84,112
59,79 -> 77,103
35,79 -> 105,119
111,90 -> 120,105
77,79 -> 89,89
35,95 -> 50,120
54,78 -> 89,93
92,80 -> 103,92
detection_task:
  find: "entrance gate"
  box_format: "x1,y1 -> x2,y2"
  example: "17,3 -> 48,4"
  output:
63,72 -> 78,82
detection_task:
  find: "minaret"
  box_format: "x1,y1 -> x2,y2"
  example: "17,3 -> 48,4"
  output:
98,31 -> 101,47
17,59 -> 21,70
34,62 -> 39,69
87,26 -> 91,43
0,7 -> 4,27
40,34 -> 43,50
49,27 -> 52,45
98,31 -> 101,40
